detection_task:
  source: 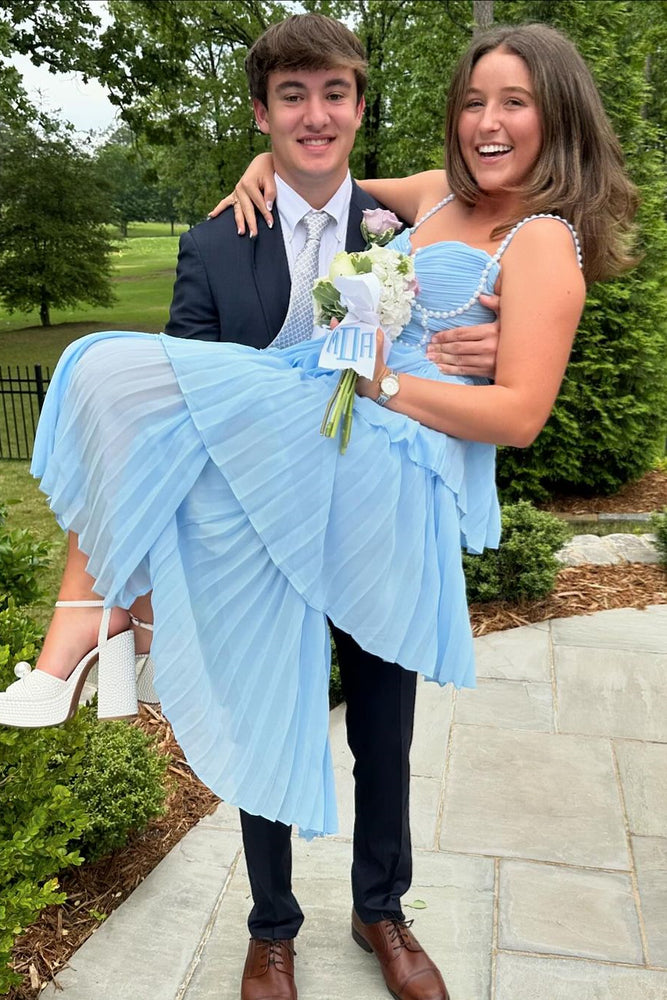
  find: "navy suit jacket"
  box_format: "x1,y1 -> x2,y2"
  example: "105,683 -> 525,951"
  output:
165,181 -> 381,348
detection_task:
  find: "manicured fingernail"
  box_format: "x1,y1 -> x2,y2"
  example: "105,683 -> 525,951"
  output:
237,227 -> 243,235
207,214 -> 212,220
267,219 -> 273,229
266,200 -> 273,211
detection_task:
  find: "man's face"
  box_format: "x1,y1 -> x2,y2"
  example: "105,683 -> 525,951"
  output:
253,67 -> 364,200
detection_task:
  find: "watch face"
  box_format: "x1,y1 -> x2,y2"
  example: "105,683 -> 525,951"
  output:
380,372 -> 400,397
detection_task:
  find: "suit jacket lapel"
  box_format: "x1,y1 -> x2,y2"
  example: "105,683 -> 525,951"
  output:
346,181 -> 381,251
251,214 -> 291,340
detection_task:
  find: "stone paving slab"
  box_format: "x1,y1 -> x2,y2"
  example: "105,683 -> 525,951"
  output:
556,647 -> 667,741
440,726 -> 629,869
633,836 -> 667,967
550,605 -> 667,653
615,740 -> 667,837
498,859 -> 643,964
494,953 -> 667,999
455,678 -> 554,732
43,827 -> 242,1000
472,623 -> 551,682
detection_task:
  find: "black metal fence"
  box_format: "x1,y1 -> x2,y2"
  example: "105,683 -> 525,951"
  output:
0,365 -> 51,460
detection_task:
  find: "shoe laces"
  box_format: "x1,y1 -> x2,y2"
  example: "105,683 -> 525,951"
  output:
259,939 -> 295,971
386,918 -> 415,953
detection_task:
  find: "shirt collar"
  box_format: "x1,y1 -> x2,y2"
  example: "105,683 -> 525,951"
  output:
275,171 -> 352,243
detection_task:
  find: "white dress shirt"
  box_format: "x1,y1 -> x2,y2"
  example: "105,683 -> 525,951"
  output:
274,172 -> 352,278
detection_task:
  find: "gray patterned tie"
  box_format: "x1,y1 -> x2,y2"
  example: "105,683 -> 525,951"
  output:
272,210 -> 332,349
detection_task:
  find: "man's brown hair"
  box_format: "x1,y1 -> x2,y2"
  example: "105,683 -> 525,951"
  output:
245,13 -> 367,108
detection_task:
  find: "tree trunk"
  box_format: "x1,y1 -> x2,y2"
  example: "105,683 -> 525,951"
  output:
121,220 -> 128,238
473,0 -> 494,31
39,295 -> 51,327
364,87 -> 382,180
170,219 -> 175,236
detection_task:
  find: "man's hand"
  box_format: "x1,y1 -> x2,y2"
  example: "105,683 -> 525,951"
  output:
426,293 -> 499,379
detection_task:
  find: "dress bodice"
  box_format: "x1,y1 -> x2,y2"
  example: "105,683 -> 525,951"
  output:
390,194 -> 582,355
391,229 -> 500,352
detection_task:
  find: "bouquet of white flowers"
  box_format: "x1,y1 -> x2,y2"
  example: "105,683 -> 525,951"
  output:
314,243 -> 417,453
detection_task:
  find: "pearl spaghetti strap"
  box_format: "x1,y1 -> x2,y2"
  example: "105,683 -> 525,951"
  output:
410,198 -> 583,347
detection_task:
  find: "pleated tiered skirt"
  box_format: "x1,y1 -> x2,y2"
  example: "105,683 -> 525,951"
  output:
32,330 -> 500,837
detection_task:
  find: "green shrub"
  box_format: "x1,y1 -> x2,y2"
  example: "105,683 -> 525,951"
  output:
463,501 -> 568,603
0,503 -> 51,609
71,713 -> 169,862
0,718 -> 90,993
0,598 -> 43,689
650,508 -> 667,567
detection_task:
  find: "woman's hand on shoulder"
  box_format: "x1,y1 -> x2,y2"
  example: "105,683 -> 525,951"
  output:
207,152 -> 276,236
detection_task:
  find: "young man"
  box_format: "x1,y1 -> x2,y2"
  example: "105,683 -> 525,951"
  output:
165,14 -> 497,1000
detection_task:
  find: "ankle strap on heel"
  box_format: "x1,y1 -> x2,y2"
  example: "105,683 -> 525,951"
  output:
54,600 -> 112,648
55,600 -> 105,608
129,613 -> 154,633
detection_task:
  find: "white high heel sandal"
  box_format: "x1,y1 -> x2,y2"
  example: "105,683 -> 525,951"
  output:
129,614 -> 159,706
0,600 -> 137,728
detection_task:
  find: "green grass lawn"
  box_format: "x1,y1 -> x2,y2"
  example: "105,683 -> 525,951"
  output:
0,228 -> 187,367
0,460 -> 67,631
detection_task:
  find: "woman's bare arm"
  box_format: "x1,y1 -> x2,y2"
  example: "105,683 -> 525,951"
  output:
355,171 -> 447,226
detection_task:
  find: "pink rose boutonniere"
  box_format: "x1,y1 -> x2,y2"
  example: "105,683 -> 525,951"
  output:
360,208 -> 403,248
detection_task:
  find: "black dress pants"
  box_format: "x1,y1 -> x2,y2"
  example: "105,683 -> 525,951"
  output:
240,624 -> 418,939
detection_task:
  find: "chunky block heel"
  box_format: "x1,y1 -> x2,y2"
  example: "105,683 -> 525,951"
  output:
96,625 -> 138,720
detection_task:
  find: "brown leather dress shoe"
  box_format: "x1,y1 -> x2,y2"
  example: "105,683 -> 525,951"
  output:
351,910 -> 449,1000
241,937 -> 297,1000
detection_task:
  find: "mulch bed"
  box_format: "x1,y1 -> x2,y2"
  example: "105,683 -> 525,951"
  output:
541,467 -> 667,515
7,469 -> 667,998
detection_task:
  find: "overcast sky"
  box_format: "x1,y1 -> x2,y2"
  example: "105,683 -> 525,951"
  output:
12,0 -> 117,138
13,52 -> 118,136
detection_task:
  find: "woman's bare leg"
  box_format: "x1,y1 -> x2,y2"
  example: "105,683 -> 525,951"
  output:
36,532 -> 130,680
129,593 -> 154,655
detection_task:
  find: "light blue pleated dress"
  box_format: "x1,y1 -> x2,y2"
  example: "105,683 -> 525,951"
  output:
31,205 -> 506,838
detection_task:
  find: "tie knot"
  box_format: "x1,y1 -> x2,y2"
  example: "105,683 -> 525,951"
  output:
302,210 -> 331,241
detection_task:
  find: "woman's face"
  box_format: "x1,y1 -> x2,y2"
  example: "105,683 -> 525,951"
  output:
457,48 -> 542,196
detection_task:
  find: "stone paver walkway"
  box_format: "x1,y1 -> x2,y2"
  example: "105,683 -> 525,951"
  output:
44,604 -> 667,1000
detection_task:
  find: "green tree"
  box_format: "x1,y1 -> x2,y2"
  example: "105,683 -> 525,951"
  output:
0,1 -> 101,127
94,0 -> 283,216
0,127 -> 116,326
96,126 -> 166,236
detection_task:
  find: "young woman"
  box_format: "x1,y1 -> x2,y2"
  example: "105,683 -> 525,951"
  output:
0,24 -> 636,839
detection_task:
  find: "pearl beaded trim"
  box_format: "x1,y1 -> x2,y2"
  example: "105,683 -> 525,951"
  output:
409,195 -> 583,349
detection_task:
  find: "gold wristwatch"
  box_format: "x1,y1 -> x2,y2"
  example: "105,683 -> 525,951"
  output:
376,368 -> 400,406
